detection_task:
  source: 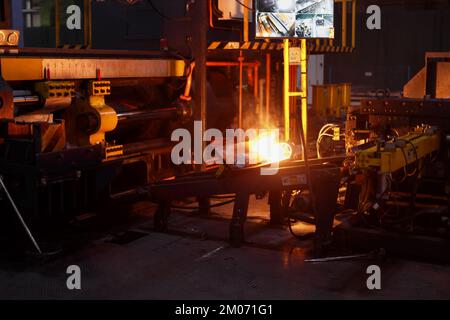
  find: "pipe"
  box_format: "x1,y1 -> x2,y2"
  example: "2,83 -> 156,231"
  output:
351,0 -> 356,49
206,61 -> 259,67
266,53 -> 271,123
193,0 -> 208,171
342,0 -> 347,48
259,77 -> 264,122
238,54 -> 244,128
0,176 -> 42,255
116,107 -> 179,122
123,138 -> 173,156
254,64 -> 259,103
243,0 -> 249,42
181,61 -> 195,101
283,39 -> 290,142
13,95 -> 40,105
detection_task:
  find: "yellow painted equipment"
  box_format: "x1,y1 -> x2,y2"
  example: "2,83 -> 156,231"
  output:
65,80 -> 118,146
0,57 -> 185,81
312,83 -> 352,118
283,39 -> 307,142
35,81 -> 76,99
0,29 -> 20,46
355,131 -> 440,174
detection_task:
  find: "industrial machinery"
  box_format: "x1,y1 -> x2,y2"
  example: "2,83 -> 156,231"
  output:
336,51 -> 450,262
0,0 -> 378,259
0,31 -> 194,237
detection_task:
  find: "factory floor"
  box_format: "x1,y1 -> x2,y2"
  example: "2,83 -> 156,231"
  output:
1,198 -> 450,300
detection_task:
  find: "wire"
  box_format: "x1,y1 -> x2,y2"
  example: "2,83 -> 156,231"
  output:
316,123 -> 345,158
234,0 -> 255,11
147,0 -> 173,20
400,147 -> 417,177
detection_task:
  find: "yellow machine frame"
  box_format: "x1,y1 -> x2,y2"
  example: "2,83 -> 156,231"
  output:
355,132 -> 440,174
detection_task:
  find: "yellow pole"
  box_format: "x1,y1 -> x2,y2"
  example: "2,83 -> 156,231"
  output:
283,39 -> 290,142
265,53 -> 271,123
300,39 -> 307,142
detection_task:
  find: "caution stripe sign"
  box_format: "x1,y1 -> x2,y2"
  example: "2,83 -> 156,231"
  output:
208,41 -> 354,54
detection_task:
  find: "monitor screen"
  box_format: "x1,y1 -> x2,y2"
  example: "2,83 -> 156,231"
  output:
255,0 -> 334,39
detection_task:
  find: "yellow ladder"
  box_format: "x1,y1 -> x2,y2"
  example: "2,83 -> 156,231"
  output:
283,39 -> 307,143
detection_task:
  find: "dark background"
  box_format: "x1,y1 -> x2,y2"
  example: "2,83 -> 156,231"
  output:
325,0 -> 450,92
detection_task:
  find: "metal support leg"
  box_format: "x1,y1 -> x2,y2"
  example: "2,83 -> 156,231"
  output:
197,197 -> 210,216
0,176 -> 42,255
310,169 -> 340,254
154,201 -> 171,232
269,191 -> 284,225
229,193 -> 250,247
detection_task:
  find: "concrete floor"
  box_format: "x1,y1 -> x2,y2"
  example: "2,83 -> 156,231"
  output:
1,198 -> 450,300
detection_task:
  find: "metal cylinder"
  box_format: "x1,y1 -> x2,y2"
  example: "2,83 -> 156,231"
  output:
13,95 -> 41,106
123,138 -> 172,155
117,107 -> 179,123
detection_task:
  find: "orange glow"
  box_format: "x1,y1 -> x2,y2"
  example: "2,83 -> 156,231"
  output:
250,131 -> 293,164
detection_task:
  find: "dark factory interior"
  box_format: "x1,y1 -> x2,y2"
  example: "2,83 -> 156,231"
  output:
0,0 -> 450,304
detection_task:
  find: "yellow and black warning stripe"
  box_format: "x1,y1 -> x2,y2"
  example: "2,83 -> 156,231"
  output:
59,44 -> 92,50
208,41 -> 354,54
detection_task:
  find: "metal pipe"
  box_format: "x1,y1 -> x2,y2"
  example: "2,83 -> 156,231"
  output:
206,61 -> 259,67
342,0 -> 347,48
193,0 -> 208,171
181,61 -> 195,101
0,176 -> 42,255
259,77 -> 264,122
351,0 -> 356,49
123,138 -> 173,155
266,53 -> 271,123
254,64 -> 259,105
243,0 -> 249,42
238,54 -> 244,128
116,107 -> 179,122
13,95 -> 40,105
283,39 -> 290,142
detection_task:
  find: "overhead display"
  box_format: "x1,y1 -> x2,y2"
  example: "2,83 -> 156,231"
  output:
255,0 -> 335,39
